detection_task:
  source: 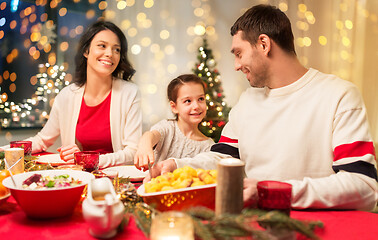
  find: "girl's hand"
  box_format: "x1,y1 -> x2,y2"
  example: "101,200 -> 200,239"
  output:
57,144 -> 80,163
134,147 -> 155,171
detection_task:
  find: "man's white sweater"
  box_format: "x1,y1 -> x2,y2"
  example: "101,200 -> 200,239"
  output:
176,68 -> 378,210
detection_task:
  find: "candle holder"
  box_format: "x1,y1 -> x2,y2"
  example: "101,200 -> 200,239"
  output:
150,211 -> 194,240
257,180 -> 292,216
74,151 -> 99,172
10,140 -> 32,156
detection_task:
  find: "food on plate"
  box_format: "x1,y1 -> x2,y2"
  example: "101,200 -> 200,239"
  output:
0,169 -> 11,196
144,166 -> 217,193
22,173 -> 82,190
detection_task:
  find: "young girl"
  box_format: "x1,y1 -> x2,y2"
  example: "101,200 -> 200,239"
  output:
9,21 -> 142,168
134,74 -> 214,171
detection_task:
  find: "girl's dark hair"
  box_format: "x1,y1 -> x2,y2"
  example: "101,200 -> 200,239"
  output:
167,74 -> 206,103
72,20 -> 135,86
230,4 -> 296,55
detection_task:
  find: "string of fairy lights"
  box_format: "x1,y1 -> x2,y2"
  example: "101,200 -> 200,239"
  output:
0,0 -> 376,131
0,63 -> 69,128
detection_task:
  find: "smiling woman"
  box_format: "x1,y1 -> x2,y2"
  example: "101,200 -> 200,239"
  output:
3,20 -> 143,169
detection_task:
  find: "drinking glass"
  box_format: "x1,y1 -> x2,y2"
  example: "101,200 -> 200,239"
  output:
74,151 -> 99,172
257,180 -> 292,216
10,141 -> 32,156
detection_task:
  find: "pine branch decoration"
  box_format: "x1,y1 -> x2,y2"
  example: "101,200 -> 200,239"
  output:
130,205 -> 323,240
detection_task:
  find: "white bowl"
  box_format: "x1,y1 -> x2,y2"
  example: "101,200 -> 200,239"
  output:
2,170 -> 94,219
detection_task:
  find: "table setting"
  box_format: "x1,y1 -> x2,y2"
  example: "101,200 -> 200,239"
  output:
0,140 -> 378,240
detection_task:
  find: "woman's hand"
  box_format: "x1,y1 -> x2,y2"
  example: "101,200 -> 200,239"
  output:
57,144 -> 80,163
243,178 -> 259,208
143,158 -> 177,183
134,146 -> 155,171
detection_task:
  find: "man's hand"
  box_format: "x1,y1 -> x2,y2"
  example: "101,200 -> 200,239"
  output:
243,178 -> 259,208
143,158 -> 177,183
57,144 -> 80,163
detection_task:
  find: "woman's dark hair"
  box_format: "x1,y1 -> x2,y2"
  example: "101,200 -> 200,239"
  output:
167,74 -> 206,103
72,20 -> 135,86
230,4 -> 296,55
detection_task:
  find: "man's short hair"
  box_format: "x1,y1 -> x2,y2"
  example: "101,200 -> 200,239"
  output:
230,4 -> 296,55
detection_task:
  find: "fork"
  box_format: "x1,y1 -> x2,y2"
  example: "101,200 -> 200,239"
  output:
147,161 -> 153,180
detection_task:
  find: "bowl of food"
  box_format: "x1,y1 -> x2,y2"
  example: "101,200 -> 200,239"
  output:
137,166 -> 217,211
2,169 -> 94,219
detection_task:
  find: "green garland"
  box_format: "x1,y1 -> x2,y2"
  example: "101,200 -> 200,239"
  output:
120,201 -> 323,240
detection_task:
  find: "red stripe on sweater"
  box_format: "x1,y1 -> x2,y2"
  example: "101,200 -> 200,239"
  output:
218,135 -> 238,144
333,141 -> 376,162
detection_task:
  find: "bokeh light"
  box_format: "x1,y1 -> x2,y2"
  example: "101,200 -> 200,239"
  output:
60,42 -> 69,52
59,8 -> 67,17
10,20 -> 17,29
0,18 -> 6,27
10,73 -> 17,82
9,83 -> 16,93
121,19 -> 131,30
128,27 -> 138,37
30,76 -> 38,85
160,30 -> 170,39
117,1 -> 127,10
141,37 -> 151,47
98,1 -> 107,10
131,44 -> 142,55
194,24 -> 206,35
0,2 -> 6,11
86,9 -> 96,19
144,0 -> 154,8
318,36 -> 327,45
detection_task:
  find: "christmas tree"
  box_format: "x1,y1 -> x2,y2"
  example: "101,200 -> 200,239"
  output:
193,38 -> 231,142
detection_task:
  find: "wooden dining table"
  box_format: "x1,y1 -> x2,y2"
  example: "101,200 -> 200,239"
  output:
1,194 -> 377,240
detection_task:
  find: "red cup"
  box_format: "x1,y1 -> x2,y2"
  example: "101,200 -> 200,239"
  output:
10,141 -> 32,156
257,181 -> 292,216
74,151 -> 99,172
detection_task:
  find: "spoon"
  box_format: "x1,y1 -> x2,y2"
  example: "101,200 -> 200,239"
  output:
3,156 -> 22,188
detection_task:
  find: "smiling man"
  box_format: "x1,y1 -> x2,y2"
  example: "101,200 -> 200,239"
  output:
148,4 -> 378,211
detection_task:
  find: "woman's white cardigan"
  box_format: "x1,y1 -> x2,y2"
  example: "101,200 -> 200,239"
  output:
29,78 -> 142,168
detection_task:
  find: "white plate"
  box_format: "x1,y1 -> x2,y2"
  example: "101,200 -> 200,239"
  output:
103,166 -> 148,182
36,153 -> 71,166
